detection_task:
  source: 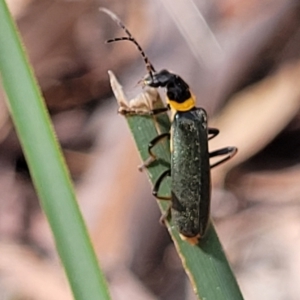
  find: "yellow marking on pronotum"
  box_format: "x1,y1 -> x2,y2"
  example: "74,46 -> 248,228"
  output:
168,95 -> 196,112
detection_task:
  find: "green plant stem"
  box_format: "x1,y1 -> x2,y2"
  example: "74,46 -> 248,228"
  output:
0,1 -> 110,299
109,71 -> 244,300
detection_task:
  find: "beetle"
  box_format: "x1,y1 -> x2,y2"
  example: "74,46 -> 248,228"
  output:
101,8 -> 237,241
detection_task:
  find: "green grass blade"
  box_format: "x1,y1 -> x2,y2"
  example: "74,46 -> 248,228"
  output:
0,2 -> 110,299
109,71 -> 244,300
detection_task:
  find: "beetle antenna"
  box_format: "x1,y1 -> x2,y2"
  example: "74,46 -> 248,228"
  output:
100,8 -> 156,77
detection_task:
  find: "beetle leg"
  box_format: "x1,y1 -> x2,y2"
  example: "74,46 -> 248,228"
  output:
159,203 -> 172,226
139,133 -> 170,170
152,169 -> 172,226
150,106 -> 169,115
208,128 -> 219,140
209,147 -> 237,168
152,169 -> 171,200
121,106 -> 169,116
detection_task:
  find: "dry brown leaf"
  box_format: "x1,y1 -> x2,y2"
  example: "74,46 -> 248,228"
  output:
210,61 -> 300,183
0,242 -> 72,300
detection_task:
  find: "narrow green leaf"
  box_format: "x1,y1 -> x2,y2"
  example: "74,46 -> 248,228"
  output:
109,71 -> 244,300
0,2 -> 110,299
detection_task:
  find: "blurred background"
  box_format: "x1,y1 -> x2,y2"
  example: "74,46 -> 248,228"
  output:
1,0 -> 300,299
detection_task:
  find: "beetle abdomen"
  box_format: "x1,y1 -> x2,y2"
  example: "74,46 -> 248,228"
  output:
171,108 -> 211,237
